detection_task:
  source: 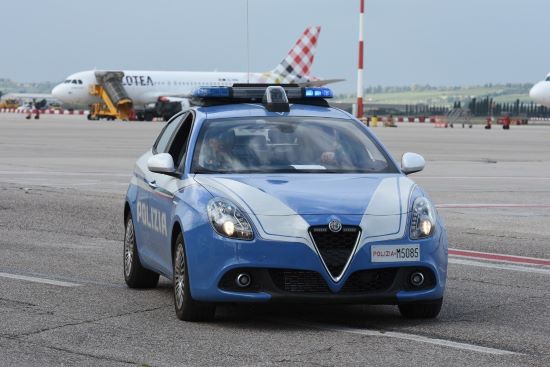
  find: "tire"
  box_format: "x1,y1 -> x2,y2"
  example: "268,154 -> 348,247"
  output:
123,215 -> 159,288
173,233 -> 215,321
398,298 -> 443,319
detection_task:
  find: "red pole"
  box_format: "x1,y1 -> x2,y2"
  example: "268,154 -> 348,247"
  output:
356,0 -> 365,119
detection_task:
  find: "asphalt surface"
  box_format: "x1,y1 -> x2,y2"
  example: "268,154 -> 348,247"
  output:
0,113 -> 549,366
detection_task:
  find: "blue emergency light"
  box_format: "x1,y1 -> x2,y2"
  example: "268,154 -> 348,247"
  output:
304,87 -> 333,98
193,86 -> 231,98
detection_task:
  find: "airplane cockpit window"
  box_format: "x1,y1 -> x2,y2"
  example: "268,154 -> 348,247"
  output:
78,80 -> 83,84
545,76 -> 550,81
71,80 -> 78,84
64,80 -> 71,83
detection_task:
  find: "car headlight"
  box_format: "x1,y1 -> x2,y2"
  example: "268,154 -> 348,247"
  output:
207,198 -> 254,241
410,197 -> 436,239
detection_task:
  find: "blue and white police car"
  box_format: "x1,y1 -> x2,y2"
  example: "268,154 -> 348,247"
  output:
123,85 -> 448,321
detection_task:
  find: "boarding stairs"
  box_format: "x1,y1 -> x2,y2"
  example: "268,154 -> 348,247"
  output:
88,71 -> 133,120
446,107 -> 472,128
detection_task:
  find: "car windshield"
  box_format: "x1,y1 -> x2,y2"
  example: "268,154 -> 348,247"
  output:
191,117 -> 398,174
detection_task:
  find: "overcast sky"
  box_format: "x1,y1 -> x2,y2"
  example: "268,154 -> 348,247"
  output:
1,0 -> 547,93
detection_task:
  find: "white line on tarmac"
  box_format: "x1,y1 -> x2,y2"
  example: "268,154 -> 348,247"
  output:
449,258 -> 550,276
417,176 -> 550,180
449,248 -> 550,265
0,272 -> 81,287
0,170 -> 130,177
299,323 -> 518,355
437,203 -> 550,209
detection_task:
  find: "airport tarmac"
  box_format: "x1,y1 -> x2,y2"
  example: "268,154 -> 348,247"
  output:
0,113 -> 549,366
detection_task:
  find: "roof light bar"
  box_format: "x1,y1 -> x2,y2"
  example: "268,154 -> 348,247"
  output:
191,86 -> 333,100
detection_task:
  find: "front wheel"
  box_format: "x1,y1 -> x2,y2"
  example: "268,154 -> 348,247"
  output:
173,233 -> 215,321
124,215 -> 159,288
398,298 -> 443,319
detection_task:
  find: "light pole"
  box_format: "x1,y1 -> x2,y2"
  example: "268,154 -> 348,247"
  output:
356,0 -> 365,119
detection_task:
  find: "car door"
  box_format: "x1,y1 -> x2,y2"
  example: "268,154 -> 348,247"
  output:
147,111 -> 195,275
138,112 -> 187,273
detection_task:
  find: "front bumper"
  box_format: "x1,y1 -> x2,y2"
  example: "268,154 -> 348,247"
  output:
185,223 -> 448,304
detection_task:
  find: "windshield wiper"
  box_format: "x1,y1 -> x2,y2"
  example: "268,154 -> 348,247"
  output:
193,168 -> 229,174
289,169 -> 378,173
193,167 -> 379,174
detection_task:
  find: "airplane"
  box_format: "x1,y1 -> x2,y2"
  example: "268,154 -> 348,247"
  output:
52,26 -> 343,118
529,73 -> 550,106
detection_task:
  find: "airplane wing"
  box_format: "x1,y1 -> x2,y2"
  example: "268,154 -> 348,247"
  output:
298,79 -> 345,87
3,93 -> 54,100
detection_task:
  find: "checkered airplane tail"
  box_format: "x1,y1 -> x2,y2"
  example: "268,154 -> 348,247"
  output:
270,26 -> 321,83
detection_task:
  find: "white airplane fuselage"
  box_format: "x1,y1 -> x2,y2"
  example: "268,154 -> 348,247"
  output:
51,70 -> 262,107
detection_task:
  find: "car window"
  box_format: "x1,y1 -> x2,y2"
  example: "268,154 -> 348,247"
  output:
153,113 -> 186,154
166,113 -> 194,170
191,117 -> 398,174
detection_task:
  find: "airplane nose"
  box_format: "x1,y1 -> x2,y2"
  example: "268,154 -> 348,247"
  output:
51,84 -> 73,103
529,82 -> 543,101
51,84 -> 63,100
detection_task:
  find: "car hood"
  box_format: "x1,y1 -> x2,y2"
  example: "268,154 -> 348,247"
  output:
194,174 -> 415,216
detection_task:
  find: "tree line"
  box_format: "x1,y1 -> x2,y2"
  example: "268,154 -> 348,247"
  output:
391,97 -> 550,117
361,83 -> 531,95
463,97 -> 550,117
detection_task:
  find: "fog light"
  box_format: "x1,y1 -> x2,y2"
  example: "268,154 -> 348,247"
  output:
235,273 -> 251,288
410,272 -> 425,287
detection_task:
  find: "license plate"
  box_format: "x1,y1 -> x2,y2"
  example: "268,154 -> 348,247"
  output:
371,244 -> 420,262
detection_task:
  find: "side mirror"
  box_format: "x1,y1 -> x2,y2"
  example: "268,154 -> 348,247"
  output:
147,153 -> 176,175
401,152 -> 425,175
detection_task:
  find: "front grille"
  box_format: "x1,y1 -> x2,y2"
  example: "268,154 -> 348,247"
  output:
270,269 -> 330,293
309,225 -> 360,279
269,268 -> 397,294
341,268 -> 397,293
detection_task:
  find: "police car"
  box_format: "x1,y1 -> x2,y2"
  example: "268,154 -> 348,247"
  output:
123,85 -> 448,321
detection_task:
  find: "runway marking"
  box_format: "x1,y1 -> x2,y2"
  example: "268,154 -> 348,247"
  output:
418,176 -> 550,180
0,170 -> 129,177
449,248 -> 550,275
437,203 -> 550,209
0,272 -> 81,287
300,323 -> 517,355
449,258 -> 550,276
449,248 -> 550,266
